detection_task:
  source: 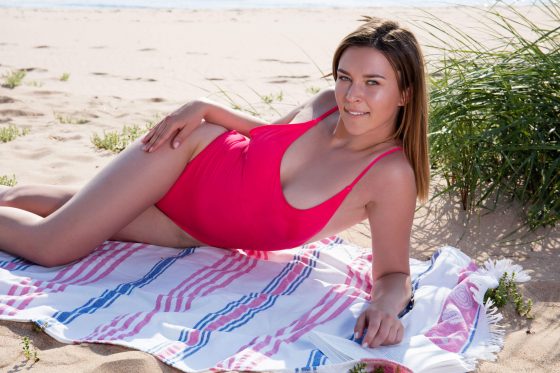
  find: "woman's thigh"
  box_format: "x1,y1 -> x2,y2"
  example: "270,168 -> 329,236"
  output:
39,122 -> 228,258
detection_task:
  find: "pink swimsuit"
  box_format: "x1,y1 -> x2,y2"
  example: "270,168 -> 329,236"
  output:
155,107 -> 401,251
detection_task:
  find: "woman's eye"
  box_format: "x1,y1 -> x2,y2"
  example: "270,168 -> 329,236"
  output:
338,75 -> 350,81
367,80 -> 379,86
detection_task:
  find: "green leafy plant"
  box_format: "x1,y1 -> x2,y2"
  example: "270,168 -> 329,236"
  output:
60,72 -> 70,81
0,174 -> 17,187
425,2 -> 560,229
0,124 -> 30,143
484,271 -> 533,318
349,362 -> 367,373
21,336 -> 39,362
91,123 -> 151,153
1,69 -> 26,88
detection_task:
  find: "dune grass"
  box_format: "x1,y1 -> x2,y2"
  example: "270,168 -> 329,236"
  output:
91,123 -> 153,153
424,1 -> 559,229
0,174 -> 17,187
54,112 -> 89,125
0,124 -> 30,143
1,70 -> 26,89
59,72 -> 70,81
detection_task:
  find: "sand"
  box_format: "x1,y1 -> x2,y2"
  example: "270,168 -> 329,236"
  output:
0,4 -> 558,373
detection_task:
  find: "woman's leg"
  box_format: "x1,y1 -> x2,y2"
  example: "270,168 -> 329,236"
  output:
0,124 -> 222,267
0,184 -> 77,217
0,184 -> 197,248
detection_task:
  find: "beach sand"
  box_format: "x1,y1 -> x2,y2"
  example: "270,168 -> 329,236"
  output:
0,5 -> 558,372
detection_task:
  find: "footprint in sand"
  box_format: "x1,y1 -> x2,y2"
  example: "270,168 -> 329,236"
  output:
32,90 -> 63,96
206,77 -> 224,81
259,58 -> 306,65
14,147 -> 51,160
91,72 -> 108,76
148,97 -> 165,103
0,109 -> 43,117
22,67 -> 48,73
138,48 -> 156,52
34,45 -> 51,49
0,96 -> 16,104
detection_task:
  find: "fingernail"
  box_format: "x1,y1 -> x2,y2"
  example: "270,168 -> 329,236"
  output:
173,141 -> 179,149
362,342 -> 368,348
354,332 -> 359,339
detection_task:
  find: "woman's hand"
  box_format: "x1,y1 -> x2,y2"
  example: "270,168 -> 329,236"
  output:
141,99 -> 207,153
354,303 -> 404,348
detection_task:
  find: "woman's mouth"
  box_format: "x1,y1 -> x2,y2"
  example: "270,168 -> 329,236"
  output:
344,108 -> 369,117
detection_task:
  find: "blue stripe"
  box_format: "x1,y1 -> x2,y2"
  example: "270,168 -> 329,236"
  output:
460,303 -> 481,353
167,248 -> 321,364
53,248 -> 195,325
262,251 -> 304,294
312,349 -> 326,366
0,257 -> 33,271
412,248 -> 441,291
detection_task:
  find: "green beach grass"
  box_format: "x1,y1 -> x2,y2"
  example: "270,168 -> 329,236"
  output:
0,124 -> 30,143
0,174 -> 17,187
424,1 -> 559,229
1,70 -> 26,89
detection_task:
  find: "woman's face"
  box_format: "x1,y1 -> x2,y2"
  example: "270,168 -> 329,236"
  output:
334,46 -> 404,138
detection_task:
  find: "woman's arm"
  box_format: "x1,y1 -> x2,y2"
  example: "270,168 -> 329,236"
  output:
141,98 -> 269,152
354,159 -> 416,348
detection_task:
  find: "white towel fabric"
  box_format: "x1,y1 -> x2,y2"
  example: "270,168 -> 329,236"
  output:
0,236 -> 528,372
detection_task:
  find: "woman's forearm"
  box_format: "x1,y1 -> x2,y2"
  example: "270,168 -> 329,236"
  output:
195,97 -> 269,136
370,272 -> 412,317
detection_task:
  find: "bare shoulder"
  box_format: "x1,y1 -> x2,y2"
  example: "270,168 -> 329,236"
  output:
366,151 -> 417,204
309,87 -> 336,115
274,88 -> 336,124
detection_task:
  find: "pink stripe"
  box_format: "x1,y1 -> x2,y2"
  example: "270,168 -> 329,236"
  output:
98,311 -> 144,341
184,256 -> 257,311
85,313 -> 130,341
174,252 -> 248,312
226,253 -> 364,370
6,242 -> 141,315
160,249 -> 316,362
92,251 -> 258,342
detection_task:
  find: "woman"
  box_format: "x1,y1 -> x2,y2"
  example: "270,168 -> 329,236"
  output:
0,17 -> 428,349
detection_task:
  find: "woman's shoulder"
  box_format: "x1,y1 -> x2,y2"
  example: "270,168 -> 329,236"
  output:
364,148 -> 417,202
272,88 -> 336,124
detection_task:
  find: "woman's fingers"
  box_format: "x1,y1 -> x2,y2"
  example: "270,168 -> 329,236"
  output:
362,316 -> 381,347
354,312 -> 367,340
143,117 -> 172,152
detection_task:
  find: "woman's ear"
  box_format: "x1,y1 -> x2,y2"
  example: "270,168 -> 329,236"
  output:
399,87 -> 412,106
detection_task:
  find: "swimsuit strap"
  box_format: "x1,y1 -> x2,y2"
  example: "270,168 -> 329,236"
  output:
347,147 -> 403,188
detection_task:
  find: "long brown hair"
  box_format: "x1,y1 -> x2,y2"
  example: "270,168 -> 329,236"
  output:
332,16 -> 429,202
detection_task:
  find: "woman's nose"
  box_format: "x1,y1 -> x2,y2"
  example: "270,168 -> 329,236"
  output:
345,84 -> 363,102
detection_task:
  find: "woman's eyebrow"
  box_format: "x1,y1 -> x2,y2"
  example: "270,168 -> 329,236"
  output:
337,68 -> 386,79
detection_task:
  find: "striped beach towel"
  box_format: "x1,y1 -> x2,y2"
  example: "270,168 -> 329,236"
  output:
0,236 -> 528,372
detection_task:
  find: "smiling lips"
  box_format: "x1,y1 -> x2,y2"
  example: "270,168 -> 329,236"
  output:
345,108 -> 370,117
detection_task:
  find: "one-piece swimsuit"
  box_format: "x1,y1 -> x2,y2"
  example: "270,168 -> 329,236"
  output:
155,106 -> 402,251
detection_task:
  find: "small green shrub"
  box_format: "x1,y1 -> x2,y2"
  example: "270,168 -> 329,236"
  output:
484,272 -> 533,319
0,174 -> 17,187
349,362 -> 367,373
1,70 -> 26,88
54,112 -> 89,125
0,124 -> 30,143
21,336 -> 39,362
60,72 -> 70,81
91,123 -> 151,153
